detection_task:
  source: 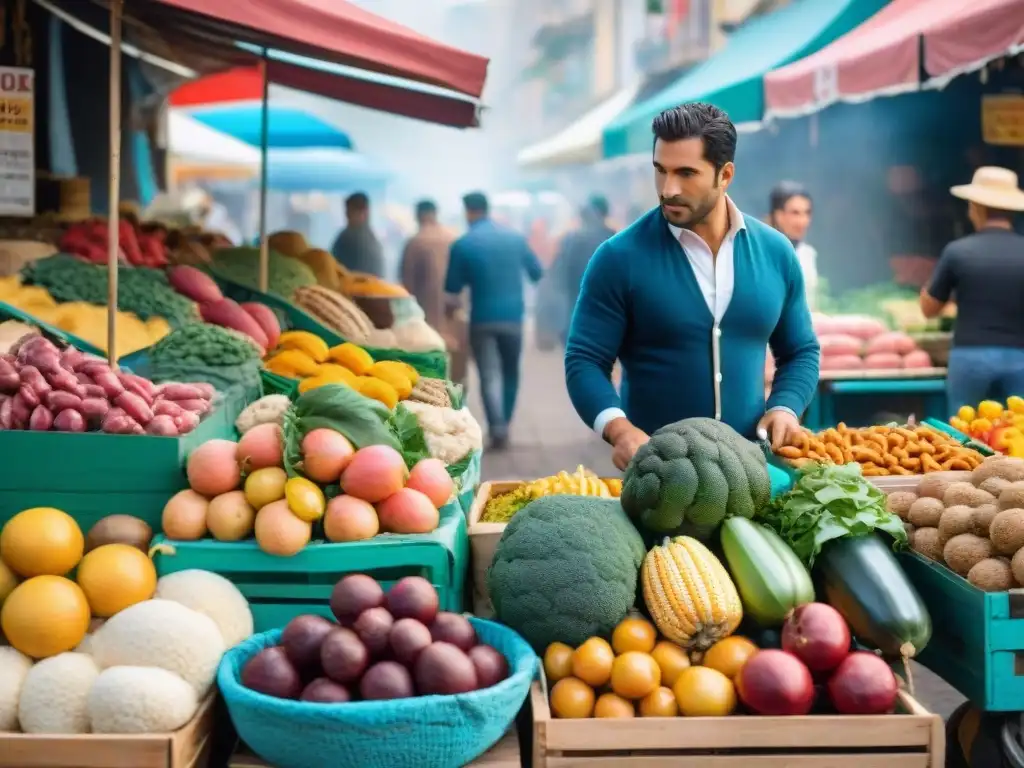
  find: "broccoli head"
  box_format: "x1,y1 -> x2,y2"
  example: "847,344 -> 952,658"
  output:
620,417 -> 770,539
487,495 -> 645,652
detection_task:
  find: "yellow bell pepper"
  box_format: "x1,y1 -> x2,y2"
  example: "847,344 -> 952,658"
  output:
978,400 -> 1004,421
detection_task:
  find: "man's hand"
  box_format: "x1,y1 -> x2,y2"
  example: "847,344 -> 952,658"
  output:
757,409 -> 803,452
604,417 -> 649,471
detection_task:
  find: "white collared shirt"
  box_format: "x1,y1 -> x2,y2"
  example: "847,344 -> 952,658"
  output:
594,196 -> 753,436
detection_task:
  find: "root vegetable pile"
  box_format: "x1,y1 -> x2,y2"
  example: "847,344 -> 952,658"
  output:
0,336 -> 215,434
777,423 -> 985,475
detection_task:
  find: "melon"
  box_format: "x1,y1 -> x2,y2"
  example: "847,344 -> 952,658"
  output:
0,507 -> 84,577
76,544 -> 158,618
1,576 -> 91,659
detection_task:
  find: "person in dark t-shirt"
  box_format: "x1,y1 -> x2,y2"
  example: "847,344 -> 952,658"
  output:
921,167 -> 1024,410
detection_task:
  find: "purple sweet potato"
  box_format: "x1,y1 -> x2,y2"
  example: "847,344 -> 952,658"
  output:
53,409 -> 86,432
45,390 -> 83,413
101,407 -> 143,435
168,265 -> 223,303
200,298 -> 269,350
0,396 -> 12,429
174,399 -> 210,415
80,397 -> 110,425
114,391 -> 153,425
172,410 -> 200,435
145,414 -> 179,436
29,405 -> 54,431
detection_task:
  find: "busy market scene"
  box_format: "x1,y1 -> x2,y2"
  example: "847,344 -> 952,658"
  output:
0,0 -> 1023,765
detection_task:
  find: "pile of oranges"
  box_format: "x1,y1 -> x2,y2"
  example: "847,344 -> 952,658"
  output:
543,615 -> 759,719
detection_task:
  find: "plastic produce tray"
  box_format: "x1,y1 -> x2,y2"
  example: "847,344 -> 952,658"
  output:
0,394 -> 241,531
899,550 -> 1024,712
922,417 -> 996,456
151,501 -> 468,633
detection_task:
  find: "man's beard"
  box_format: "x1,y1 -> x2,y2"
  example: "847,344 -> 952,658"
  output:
660,194 -> 717,228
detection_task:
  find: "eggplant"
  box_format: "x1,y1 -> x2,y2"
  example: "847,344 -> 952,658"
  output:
815,533 -> 931,659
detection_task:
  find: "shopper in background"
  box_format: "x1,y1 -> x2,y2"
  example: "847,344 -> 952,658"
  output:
445,192 -> 544,449
769,182 -> 818,310
330,192 -> 385,277
920,167 -> 1024,409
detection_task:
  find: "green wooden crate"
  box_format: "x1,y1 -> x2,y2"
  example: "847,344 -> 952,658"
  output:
898,550 -> 1024,711
151,501 -> 468,633
0,395 -> 241,531
0,300 -> 107,357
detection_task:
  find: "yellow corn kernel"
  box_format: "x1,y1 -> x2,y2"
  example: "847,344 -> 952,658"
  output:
354,375 -> 399,409
266,349 -> 320,378
329,342 -> 374,375
277,330 -> 329,362
367,361 -> 414,399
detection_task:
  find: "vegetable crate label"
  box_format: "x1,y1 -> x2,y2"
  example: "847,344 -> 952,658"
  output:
0,66 -> 33,217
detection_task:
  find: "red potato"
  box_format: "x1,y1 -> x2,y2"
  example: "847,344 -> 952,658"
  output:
82,384 -> 105,399
118,375 -> 154,405
78,361 -> 112,378
156,383 -> 204,402
17,338 -> 61,374
45,390 -> 83,413
903,350 -> 932,369
863,353 -> 902,370
153,399 -> 186,418
80,397 -> 110,425
145,414 -> 179,436
241,303 -> 281,350
820,354 -> 863,371
19,366 -> 51,397
0,357 -> 19,392
200,298 -> 269,349
167,265 -> 223,303
47,366 -> 86,397
114,391 -> 154,425
172,411 -> 200,434
865,331 -> 917,357
17,384 -> 40,409
192,382 -> 215,401
53,409 -> 86,432
92,370 -> 125,399
0,396 -> 12,429
29,405 -> 54,431
10,392 -> 31,428
816,334 -> 862,357
60,347 -> 86,371
175,399 -> 210,415
102,407 -> 143,435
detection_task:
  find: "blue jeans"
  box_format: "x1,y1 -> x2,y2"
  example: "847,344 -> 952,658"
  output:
947,347 -> 1024,411
469,322 -> 523,441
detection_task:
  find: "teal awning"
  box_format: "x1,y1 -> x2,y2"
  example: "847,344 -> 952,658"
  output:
602,0 -> 891,158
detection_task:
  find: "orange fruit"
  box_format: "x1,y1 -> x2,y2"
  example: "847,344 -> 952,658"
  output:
651,640 -> 690,687
594,692 -> 635,718
1,575 -> 90,658
75,543 -> 157,618
1,507 -> 84,577
703,636 -> 759,680
673,666 -> 737,717
611,615 -> 657,654
550,677 -> 595,718
639,686 -> 679,717
544,642 -> 574,682
571,637 -> 614,688
610,651 -> 661,700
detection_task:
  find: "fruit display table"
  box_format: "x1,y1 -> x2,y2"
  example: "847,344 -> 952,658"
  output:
804,368 -> 948,431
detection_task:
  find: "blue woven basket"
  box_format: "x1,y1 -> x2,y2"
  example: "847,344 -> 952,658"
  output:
218,617 -> 537,768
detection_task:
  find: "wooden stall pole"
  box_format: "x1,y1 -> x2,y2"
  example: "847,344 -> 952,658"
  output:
257,51 -> 270,293
106,0 -> 124,367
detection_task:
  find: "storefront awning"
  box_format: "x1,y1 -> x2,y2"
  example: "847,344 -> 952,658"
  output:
764,0 -> 1024,119
602,0 -> 889,158
517,86 -> 640,169
184,104 -> 353,151
52,0 -> 490,128
167,111 -> 259,166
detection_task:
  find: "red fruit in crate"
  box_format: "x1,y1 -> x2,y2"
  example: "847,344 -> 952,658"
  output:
405,458 -> 455,508
430,612 -> 477,652
354,606 -> 394,658
414,642 -> 479,695
386,576 -> 439,625
300,677 -> 351,703
736,649 -> 815,716
376,488 -> 439,534
301,429 -> 355,484
389,618 -> 433,665
360,661 -> 415,701
281,614 -> 335,672
827,651 -> 899,715
469,644 -> 509,689
330,574 -> 384,625
241,646 -> 303,699
781,603 -> 851,672
340,445 -> 407,503
320,627 -> 369,685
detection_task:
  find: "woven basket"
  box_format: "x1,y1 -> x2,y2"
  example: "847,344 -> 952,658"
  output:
0,240 -> 57,276
219,618 -> 537,768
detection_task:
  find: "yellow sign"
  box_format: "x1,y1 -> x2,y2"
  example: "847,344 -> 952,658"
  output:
982,94 -> 1024,147
0,97 -> 32,133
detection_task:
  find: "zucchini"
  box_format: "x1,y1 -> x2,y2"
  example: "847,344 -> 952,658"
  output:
719,517 -> 814,626
815,533 -> 931,658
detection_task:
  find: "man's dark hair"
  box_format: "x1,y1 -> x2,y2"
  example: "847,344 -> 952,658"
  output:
651,102 -> 737,173
769,181 -> 811,213
415,199 -> 437,219
587,194 -> 609,219
462,191 -> 489,214
345,192 -> 369,211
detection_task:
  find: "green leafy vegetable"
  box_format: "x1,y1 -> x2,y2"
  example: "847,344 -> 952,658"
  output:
388,404 -> 431,469
759,462 -> 907,567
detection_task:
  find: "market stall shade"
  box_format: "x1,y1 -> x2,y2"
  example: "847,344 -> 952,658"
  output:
601,0 -> 890,158
763,0 -> 1024,120
260,149 -> 394,192
61,0 -> 490,128
167,111 -> 260,166
517,85 -> 639,169
184,104 -> 353,151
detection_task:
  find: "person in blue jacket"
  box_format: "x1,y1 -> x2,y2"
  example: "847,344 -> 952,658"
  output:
564,102 -> 820,470
446,192 -> 544,449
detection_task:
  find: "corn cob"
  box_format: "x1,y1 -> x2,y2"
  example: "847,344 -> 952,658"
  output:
642,536 -> 743,650
409,377 -> 451,408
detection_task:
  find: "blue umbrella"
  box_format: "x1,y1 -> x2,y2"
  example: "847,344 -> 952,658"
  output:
187,104 -> 353,150
262,148 -> 393,192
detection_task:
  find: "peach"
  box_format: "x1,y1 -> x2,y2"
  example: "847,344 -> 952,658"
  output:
324,495 -> 380,543
377,488 -> 440,535
406,458 -> 455,508
340,445 -> 408,503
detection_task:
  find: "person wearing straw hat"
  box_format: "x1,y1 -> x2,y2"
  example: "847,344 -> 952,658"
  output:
920,167 -> 1024,410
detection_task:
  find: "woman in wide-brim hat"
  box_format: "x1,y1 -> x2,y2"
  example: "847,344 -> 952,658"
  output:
920,167 -> 1024,412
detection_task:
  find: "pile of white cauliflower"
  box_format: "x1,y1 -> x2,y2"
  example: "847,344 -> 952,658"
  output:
0,569 -> 252,735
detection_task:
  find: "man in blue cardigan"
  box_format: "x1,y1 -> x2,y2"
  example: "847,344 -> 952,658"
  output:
565,103 -> 820,470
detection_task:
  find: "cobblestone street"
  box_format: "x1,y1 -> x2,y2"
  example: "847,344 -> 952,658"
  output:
466,332 -> 965,721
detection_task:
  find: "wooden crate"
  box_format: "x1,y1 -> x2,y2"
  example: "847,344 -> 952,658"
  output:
228,727 -> 521,767
467,480 -> 516,618
529,683 -> 944,767
0,693 -> 216,768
